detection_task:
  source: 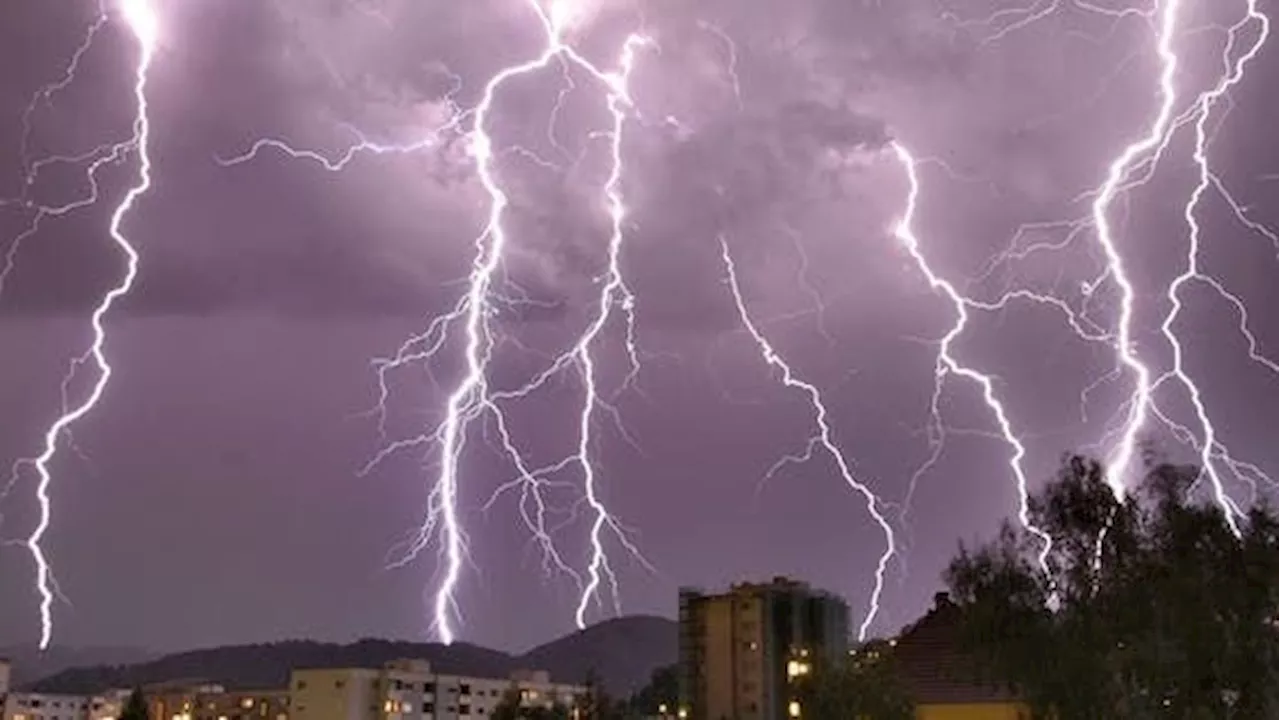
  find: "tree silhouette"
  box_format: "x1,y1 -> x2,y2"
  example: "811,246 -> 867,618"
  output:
946,455 -> 1278,719
625,664 -> 676,716
120,688 -> 148,720
796,640 -> 912,719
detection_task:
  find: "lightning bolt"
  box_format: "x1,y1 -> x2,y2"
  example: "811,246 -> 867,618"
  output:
0,1 -> 118,297
417,9 -> 655,640
719,236 -> 896,642
947,0 -> 1276,531
409,15 -> 653,640
1087,0 -> 1183,500
1153,0 -> 1270,532
11,0 -> 158,649
223,1 -> 654,643
890,142 -> 1058,572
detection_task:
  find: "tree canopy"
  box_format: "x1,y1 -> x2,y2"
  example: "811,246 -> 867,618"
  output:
796,640 -> 913,720
120,688 -> 148,720
624,664 -> 676,716
945,455 -> 1277,719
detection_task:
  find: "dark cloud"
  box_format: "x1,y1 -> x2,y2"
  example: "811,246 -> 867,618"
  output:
0,0 -> 1274,655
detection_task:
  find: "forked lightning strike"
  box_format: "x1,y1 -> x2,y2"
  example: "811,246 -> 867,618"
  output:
890,143 -> 1057,571
946,0 -> 1276,534
386,3 -> 654,644
1154,0 -> 1271,532
719,236 -> 895,642
8,0 -> 158,649
0,1 -> 116,296
1086,0 -> 1182,501
222,0 -> 655,643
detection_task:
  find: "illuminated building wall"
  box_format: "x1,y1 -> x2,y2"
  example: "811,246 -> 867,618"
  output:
289,661 -> 582,720
678,577 -> 851,720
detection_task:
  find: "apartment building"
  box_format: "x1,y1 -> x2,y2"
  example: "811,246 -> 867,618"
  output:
678,576 -> 851,720
144,681 -> 227,720
0,660 -> 129,720
191,689 -> 289,720
289,660 -> 583,720
3,692 -> 96,720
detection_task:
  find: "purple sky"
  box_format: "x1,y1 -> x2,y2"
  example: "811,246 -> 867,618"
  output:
1,0 -> 1276,654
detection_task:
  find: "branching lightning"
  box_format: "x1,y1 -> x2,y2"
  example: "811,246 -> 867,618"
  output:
890,142 -> 1058,571
1152,1 -> 1271,532
9,0 -> 1274,648
7,0 -> 158,649
1086,0 -> 1183,501
719,236 -> 896,642
222,1 -> 655,643
941,0 -> 1276,536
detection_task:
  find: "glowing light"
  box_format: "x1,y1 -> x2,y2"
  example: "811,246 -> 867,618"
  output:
890,142 -> 1055,570
943,0 -> 1276,528
19,0 -> 158,649
1154,1 -> 1270,535
219,0 -> 655,642
720,236 -> 895,642
1089,0 -> 1183,498
355,2 -> 652,643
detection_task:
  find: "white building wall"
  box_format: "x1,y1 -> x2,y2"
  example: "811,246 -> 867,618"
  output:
3,693 -> 93,720
290,662 -> 582,720
291,668 -> 379,720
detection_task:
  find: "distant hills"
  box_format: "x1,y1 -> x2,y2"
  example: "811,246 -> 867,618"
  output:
0,647 -> 153,689
25,616 -> 676,697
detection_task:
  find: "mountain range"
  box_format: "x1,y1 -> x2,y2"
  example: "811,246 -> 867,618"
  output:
19,616 -> 677,697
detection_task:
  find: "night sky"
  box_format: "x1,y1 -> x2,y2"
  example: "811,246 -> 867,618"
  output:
1,0 -> 1275,654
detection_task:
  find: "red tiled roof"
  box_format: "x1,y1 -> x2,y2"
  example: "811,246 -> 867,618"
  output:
891,600 -> 1020,705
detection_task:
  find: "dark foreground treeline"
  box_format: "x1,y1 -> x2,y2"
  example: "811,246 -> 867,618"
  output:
799,454 -> 1278,720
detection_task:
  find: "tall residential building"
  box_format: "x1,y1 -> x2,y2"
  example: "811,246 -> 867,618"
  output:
289,659 -> 583,720
678,577 -> 851,720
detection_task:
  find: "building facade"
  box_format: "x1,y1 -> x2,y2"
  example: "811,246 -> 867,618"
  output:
0,660 -> 129,720
678,576 -> 851,720
3,692 -> 96,720
290,660 -> 583,720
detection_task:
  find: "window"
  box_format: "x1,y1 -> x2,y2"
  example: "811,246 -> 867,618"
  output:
458,705 -> 470,715
295,681 -> 307,691
423,683 -> 436,693
422,704 -> 434,713
334,681 -> 344,689
459,684 -> 471,695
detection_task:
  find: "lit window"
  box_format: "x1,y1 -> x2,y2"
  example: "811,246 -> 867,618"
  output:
788,701 -> 801,718
241,700 -> 254,710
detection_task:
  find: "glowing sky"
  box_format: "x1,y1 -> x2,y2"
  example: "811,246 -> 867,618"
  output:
0,0 -> 1275,653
